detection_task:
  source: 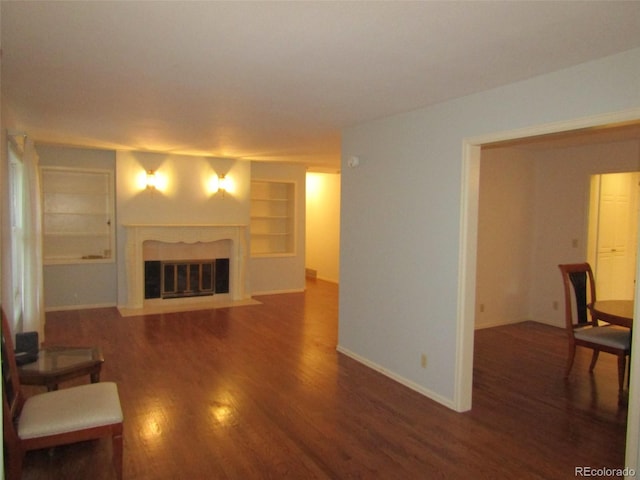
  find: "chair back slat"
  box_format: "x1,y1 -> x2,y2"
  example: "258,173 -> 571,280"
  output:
558,263 -> 597,331
568,271 -> 589,325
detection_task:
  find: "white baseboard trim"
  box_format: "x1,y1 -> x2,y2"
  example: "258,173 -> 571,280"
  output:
45,302 -> 116,312
252,287 -> 305,296
118,297 -> 261,317
475,319 -> 564,330
474,319 -> 519,330
336,345 -> 456,411
316,276 -> 338,284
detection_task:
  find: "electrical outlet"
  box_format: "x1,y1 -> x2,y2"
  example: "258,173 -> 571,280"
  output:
553,301 -> 559,310
420,353 -> 427,369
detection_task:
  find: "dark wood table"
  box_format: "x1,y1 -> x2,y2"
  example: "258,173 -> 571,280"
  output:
18,346 -> 104,391
591,300 -> 634,328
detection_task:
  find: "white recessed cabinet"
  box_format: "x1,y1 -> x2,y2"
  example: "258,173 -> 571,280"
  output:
250,181 -> 295,256
41,167 -> 115,264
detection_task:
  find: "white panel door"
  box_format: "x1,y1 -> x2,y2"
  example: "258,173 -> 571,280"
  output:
594,172 -> 639,300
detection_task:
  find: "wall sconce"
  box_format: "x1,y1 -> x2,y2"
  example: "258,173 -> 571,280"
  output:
217,175 -> 229,194
207,173 -> 233,196
146,170 -> 157,190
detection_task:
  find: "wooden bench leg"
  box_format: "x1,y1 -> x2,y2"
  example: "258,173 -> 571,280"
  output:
112,431 -> 124,480
5,446 -> 25,480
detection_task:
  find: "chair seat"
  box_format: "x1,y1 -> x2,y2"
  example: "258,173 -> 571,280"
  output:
18,382 -> 123,440
574,325 -> 631,350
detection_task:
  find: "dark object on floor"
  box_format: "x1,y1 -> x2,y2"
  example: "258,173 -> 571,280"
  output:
14,331 -> 38,366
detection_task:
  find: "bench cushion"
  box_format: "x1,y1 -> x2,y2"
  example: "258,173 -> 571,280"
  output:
18,382 -> 123,439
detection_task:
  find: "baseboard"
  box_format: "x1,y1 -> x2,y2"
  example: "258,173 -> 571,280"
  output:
251,288 -> 305,296
475,319 -> 563,330
118,297 -> 261,317
335,345 -> 456,411
45,302 -> 116,312
316,276 -> 339,284
474,319 -> 519,330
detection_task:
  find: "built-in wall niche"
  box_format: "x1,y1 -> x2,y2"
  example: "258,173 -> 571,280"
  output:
41,166 -> 115,264
250,181 -> 295,256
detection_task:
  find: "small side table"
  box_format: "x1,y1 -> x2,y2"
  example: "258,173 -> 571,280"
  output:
18,346 -> 105,391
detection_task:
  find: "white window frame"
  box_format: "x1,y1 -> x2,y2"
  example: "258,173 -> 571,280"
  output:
8,145 -> 25,326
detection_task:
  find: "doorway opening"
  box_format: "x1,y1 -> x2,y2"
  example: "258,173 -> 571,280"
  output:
459,112 -> 640,469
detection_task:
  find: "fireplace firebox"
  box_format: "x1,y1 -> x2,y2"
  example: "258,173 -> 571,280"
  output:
122,224 -> 247,311
144,258 -> 229,300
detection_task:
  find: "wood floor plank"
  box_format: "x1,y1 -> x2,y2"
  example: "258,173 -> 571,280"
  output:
19,279 -> 627,479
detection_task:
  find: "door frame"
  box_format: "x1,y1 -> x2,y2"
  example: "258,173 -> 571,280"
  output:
457,108 -> 640,473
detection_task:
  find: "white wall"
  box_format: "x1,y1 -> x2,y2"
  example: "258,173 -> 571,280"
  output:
28,148 -> 308,308
530,141 -> 640,327
475,148 -> 536,329
115,150 -> 251,306
339,48 -> 640,408
250,161 -> 306,294
3,143 -> 308,310
306,172 -> 340,283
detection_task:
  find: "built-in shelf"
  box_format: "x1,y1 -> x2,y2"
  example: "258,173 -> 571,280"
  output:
41,167 -> 115,265
250,181 -> 295,256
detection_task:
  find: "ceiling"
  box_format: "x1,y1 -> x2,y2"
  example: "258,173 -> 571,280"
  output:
2,1 -> 640,171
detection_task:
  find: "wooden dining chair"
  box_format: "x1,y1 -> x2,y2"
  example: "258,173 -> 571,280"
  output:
558,263 -> 631,397
2,308 -> 124,480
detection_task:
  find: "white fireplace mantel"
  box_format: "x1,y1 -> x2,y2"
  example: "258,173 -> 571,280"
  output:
122,224 -> 249,310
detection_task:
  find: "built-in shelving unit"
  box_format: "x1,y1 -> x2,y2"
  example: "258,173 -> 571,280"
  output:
41,167 -> 115,264
250,181 -> 295,256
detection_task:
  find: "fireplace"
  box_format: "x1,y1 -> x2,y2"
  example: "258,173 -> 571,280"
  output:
122,224 -> 249,312
144,258 -> 229,299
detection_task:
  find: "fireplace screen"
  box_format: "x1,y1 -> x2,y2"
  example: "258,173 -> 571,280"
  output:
144,258 -> 229,299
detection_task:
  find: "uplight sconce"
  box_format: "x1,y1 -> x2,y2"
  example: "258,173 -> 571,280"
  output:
139,169 -> 167,192
217,175 -> 229,194
209,174 -> 231,196
146,170 -> 157,190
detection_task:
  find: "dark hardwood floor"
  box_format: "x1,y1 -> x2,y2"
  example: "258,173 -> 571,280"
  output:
19,279 -> 627,479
